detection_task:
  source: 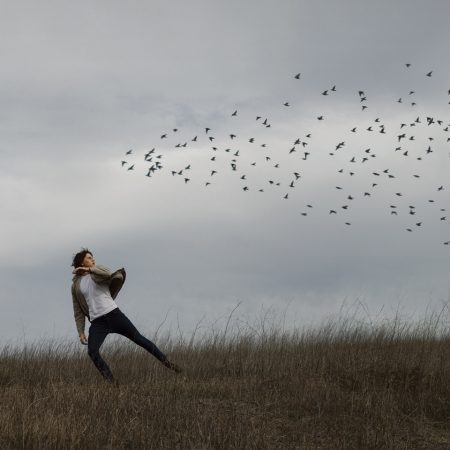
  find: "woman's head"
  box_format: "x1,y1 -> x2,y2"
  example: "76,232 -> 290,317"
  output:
71,248 -> 94,268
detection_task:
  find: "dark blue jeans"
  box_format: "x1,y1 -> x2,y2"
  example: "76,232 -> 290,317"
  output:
88,308 -> 167,381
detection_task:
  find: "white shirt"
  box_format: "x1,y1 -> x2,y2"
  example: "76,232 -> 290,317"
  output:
79,274 -> 118,321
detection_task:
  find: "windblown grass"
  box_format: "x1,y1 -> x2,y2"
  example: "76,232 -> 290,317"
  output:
1,310 -> 450,449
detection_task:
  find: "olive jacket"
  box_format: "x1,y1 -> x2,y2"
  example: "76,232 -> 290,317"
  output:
71,265 -> 127,335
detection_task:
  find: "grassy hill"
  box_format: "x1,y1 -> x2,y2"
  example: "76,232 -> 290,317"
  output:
1,316 -> 450,449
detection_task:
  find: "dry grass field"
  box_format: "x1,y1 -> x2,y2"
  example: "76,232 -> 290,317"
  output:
1,313 -> 450,449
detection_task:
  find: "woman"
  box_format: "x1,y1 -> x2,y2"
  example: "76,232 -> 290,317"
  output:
71,248 -> 180,382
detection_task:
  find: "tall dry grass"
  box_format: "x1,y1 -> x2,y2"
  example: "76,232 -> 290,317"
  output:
1,309 -> 450,449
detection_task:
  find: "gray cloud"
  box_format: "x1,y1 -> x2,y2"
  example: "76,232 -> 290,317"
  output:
1,0 -> 450,343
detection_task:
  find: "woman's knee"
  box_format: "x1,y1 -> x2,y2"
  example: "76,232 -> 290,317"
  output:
88,346 -> 100,360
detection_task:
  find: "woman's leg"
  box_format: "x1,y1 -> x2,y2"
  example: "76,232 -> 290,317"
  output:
107,309 -> 167,363
88,318 -> 114,381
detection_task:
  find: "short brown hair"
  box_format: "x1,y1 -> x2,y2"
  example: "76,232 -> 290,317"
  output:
71,248 -> 92,268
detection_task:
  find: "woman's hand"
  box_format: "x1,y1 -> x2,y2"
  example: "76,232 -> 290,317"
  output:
72,266 -> 90,275
79,333 -> 88,345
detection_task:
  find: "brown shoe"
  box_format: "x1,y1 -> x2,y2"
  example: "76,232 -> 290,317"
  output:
163,359 -> 182,373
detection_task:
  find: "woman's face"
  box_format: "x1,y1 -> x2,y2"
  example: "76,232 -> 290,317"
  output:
82,253 -> 95,268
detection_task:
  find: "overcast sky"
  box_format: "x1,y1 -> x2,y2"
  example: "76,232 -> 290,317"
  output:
1,0 -> 450,346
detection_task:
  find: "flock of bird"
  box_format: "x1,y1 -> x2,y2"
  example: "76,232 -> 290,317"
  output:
120,64 -> 450,245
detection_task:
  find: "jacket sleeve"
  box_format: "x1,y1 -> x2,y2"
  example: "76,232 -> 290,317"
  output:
72,284 -> 86,336
90,265 -> 126,299
89,265 -> 113,283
